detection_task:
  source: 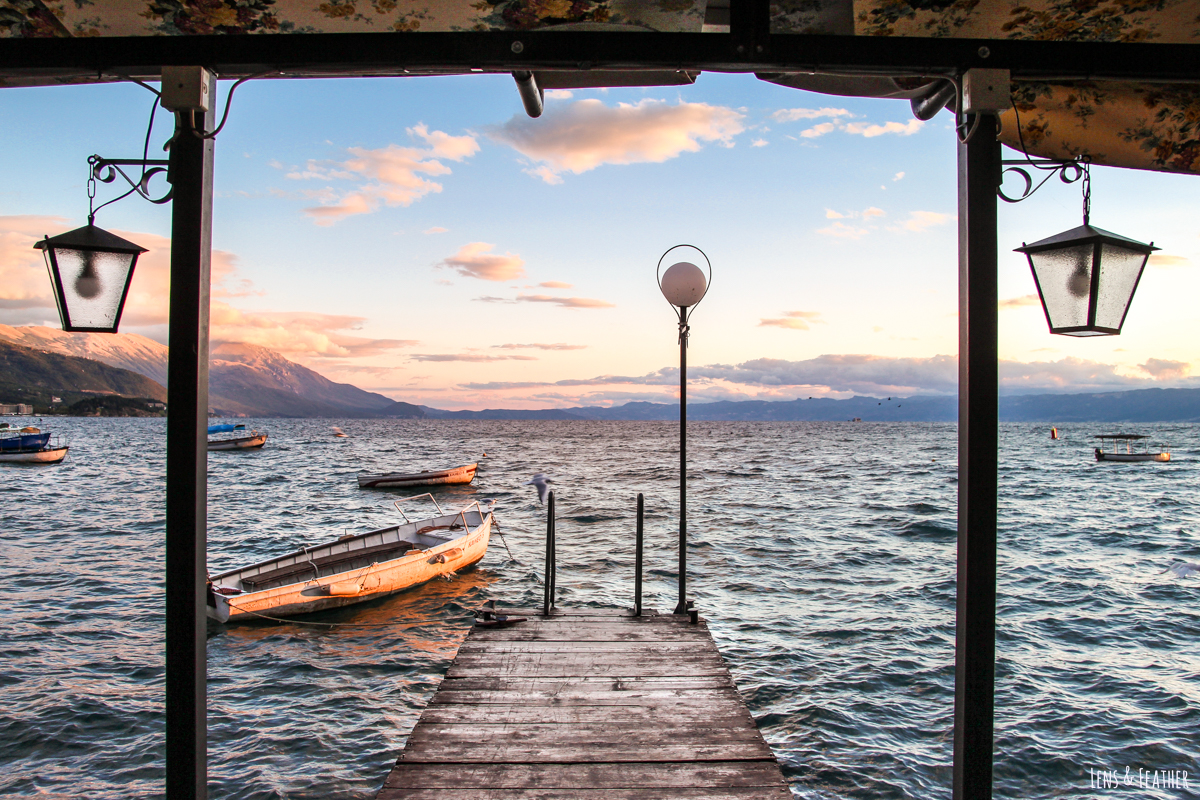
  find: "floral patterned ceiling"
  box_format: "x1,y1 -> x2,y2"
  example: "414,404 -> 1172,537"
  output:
1,0 -> 1197,175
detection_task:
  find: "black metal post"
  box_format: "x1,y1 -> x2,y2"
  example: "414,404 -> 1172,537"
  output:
674,315 -> 688,615
164,79 -> 214,800
954,112 -> 1001,800
635,493 -> 644,617
543,490 -> 556,615
549,491 -> 556,609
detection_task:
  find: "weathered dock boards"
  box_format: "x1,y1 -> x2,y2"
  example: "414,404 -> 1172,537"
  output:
377,609 -> 791,799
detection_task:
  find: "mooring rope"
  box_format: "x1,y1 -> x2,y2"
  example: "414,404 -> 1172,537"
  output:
223,600 -> 466,629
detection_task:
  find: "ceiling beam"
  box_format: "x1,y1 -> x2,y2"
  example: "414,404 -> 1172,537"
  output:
2,32 -> 1198,85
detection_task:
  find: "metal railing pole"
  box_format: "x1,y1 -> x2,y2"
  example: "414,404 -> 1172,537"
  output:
543,490 -> 552,615
549,491 -> 556,609
635,493 -> 644,617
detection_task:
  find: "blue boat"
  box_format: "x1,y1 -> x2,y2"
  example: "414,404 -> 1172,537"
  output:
207,423 -> 268,451
0,426 -> 69,464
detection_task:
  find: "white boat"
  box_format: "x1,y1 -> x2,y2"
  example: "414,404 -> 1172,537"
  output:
0,426 -> 69,464
207,423 -> 268,451
1094,434 -> 1170,462
357,462 -> 477,489
207,495 -> 494,623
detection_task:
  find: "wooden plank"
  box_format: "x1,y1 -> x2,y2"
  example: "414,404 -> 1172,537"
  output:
399,739 -> 774,764
418,704 -> 756,725
374,609 -> 787,798
456,641 -> 719,655
383,761 -> 790,790
378,788 -> 792,800
434,675 -> 735,693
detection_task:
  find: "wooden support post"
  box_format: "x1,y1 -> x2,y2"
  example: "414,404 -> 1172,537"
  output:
164,71 -> 215,800
954,112 -> 1001,800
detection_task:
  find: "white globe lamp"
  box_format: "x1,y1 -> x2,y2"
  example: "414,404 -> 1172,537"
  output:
660,261 -> 707,308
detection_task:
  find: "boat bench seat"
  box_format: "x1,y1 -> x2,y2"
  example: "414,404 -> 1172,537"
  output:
241,541 -> 415,589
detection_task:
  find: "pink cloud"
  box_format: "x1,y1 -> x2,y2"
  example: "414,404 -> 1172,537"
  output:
439,242 -> 526,282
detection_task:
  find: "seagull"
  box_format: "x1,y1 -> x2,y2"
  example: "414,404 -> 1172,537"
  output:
524,473 -> 554,505
1164,561 -> 1200,578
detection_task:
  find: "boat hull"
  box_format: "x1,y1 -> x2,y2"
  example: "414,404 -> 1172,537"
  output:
211,510 -> 492,622
208,433 -> 268,451
1096,452 -> 1170,462
0,446 -> 69,464
358,462 -> 477,489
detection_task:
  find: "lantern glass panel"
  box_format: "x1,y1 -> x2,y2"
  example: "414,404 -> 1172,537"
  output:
1094,243 -> 1147,330
1030,243 -> 1094,330
53,247 -> 135,330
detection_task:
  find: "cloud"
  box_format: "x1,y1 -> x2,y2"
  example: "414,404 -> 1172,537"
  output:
800,122 -> 838,139
538,281 -> 573,289
752,138 -> 768,147
410,353 -> 538,362
516,293 -> 615,309
1149,254 -> 1189,268
825,209 -> 845,219
493,343 -> 587,351
1000,294 -> 1040,310
210,307 -> 418,359
772,107 -> 853,122
759,310 -> 825,330
488,98 -> 745,182
292,124 -> 479,224
0,215 -> 416,362
862,207 -> 886,219
844,120 -> 924,137
1139,358 -> 1189,380
438,242 -> 526,282
461,354 -> 1200,399
424,226 -> 448,234
993,292 -> 1041,309
894,171 -> 906,181
817,221 -> 869,239
893,210 -> 955,233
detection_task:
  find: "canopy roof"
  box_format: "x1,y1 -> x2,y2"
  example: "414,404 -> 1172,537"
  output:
2,0 -> 1198,174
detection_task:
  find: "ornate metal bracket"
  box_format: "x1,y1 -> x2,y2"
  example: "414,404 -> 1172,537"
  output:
86,154 -> 173,223
998,157 -> 1087,203
999,156 -> 1092,225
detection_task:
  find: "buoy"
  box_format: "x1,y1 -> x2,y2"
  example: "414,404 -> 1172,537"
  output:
1051,427 -> 1059,440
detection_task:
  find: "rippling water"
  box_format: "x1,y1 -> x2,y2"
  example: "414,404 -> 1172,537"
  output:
1,418 -> 1197,798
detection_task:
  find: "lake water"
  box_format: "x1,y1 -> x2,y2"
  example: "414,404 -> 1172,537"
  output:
1,418 -> 1197,799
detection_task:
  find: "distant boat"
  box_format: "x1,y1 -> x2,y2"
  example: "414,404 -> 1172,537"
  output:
207,423 -> 268,451
331,427 -> 348,438
1094,434 -> 1170,463
207,497 -> 495,623
357,462 -> 478,489
0,426 -> 69,464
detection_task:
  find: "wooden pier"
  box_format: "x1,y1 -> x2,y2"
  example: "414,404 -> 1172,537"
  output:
377,608 -> 790,799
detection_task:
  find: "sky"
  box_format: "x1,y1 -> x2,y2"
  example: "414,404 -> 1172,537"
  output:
1,72 -> 1198,410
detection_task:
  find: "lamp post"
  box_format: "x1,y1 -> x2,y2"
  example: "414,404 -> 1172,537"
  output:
657,245 -> 710,616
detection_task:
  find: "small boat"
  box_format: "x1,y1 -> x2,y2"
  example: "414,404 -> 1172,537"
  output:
207,423 -> 268,451
207,495 -> 495,623
357,462 -> 478,489
0,426 -> 69,464
331,427 -> 348,438
1094,434 -> 1170,462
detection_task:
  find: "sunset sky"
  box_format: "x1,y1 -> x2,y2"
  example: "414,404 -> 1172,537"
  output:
2,73 -> 1198,410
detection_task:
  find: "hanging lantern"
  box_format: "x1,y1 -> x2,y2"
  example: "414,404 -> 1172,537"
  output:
35,224 -> 147,333
1016,224 -> 1157,337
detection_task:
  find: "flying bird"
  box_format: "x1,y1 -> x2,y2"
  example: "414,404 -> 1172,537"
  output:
524,473 -> 554,505
1164,561 -> 1200,578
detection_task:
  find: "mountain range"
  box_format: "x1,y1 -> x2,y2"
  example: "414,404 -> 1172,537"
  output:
0,325 -> 423,418
2,324 -> 1199,422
